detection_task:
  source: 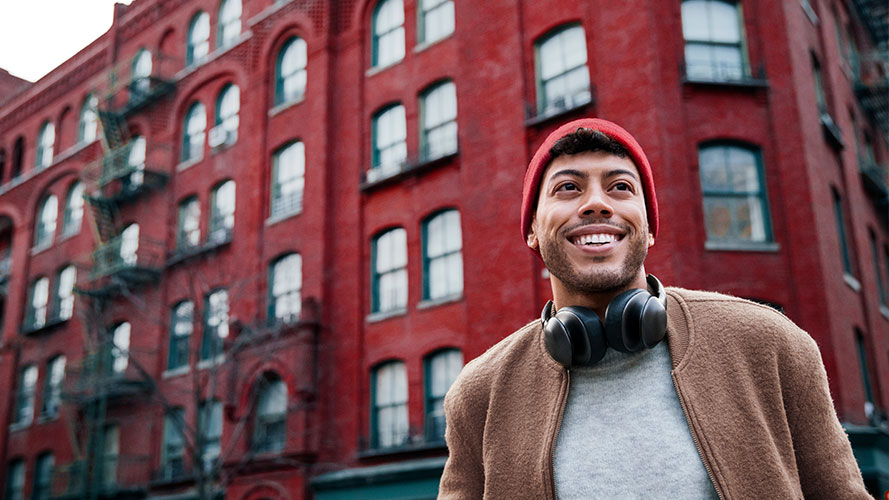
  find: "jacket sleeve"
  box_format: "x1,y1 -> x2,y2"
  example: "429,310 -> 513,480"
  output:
783,333 -> 871,499
438,378 -> 485,499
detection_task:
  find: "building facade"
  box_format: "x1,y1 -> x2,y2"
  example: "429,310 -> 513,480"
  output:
0,0 -> 886,498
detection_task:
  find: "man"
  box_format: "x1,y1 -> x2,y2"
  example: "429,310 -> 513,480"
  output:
438,118 -> 870,499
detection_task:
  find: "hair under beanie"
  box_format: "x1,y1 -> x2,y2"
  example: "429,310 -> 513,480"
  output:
520,118 -> 659,247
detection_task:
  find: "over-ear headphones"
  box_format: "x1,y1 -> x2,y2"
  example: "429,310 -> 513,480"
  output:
541,275 -> 667,368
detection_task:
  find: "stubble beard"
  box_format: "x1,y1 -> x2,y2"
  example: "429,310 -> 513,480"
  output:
539,222 -> 649,295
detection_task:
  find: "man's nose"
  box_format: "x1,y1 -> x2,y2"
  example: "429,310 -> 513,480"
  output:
578,189 -> 612,217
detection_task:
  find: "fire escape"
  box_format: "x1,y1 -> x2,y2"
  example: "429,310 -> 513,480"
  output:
850,0 -> 889,215
53,54 -> 176,500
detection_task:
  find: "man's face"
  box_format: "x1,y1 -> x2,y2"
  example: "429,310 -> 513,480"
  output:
527,150 -> 653,295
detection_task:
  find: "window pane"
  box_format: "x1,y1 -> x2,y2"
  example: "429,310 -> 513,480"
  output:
219,0 -> 242,47
121,224 -> 139,265
211,180 -> 236,239
423,0 -> 454,43
279,38 -> 307,104
218,85 -> 240,137
374,0 -> 404,66
537,26 -> 588,114
184,103 -> 206,161
58,265 -> 77,320
374,362 -> 408,447
80,95 -> 99,143
37,122 -> 55,168
112,322 -> 131,374
681,0 -> 711,42
42,356 -> 66,418
272,141 -> 305,217
189,12 -> 210,64
178,198 -> 201,247
36,195 -> 58,247
272,254 -> 302,322
709,1 -> 740,43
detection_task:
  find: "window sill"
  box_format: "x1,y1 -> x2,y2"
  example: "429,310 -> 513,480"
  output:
166,235 -> 232,267
366,59 -> 403,78
265,208 -> 303,226
197,355 -> 225,369
37,414 -> 59,424
59,226 -> 82,242
358,440 -> 447,460
8,421 -> 30,432
176,156 -> 203,172
366,308 -> 408,323
525,95 -> 595,128
414,32 -> 453,54
21,315 -> 68,336
30,242 -> 52,256
360,150 -> 459,192
820,113 -> 845,150
210,139 -> 237,154
162,366 -> 190,379
843,273 -> 861,292
269,96 -> 305,117
800,0 -> 819,25
704,241 -> 780,252
417,293 -> 463,310
681,76 -> 769,90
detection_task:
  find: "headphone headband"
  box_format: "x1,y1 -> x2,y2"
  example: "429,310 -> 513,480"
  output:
541,274 -> 665,325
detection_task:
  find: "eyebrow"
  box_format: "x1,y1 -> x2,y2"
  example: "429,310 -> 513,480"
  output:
547,168 -> 639,184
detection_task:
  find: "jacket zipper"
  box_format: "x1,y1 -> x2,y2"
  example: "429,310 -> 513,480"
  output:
672,372 -> 725,500
549,369 -> 570,500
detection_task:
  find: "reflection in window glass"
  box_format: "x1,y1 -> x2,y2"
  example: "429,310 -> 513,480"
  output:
699,144 -> 771,243
421,81 -> 458,161
372,228 -> 407,313
187,12 -> 211,66
425,349 -> 462,441
372,105 -> 406,175
372,0 -> 405,67
271,142 -> 305,217
218,0 -> 242,48
420,0 -> 454,44
275,38 -> 307,105
36,121 -> 55,169
183,103 -> 206,162
373,361 -> 408,448
681,0 -> 748,81
80,94 -> 99,143
536,25 -> 590,115
424,210 -> 463,300
271,254 -> 301,323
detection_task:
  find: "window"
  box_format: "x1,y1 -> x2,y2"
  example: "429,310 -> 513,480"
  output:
177,196 -> 201,249
187,12 -> 211,66
218,0 -> 242,49
182,102 -> 206,162
32,453 -> 54,500
372,228 -> 407,313
419,0 -> 454,45
698,144 -> 772,244
371,104 -> 406,177
162,408 -> 185,479
34,195 -> 58,249
79,94 -> 99,143
36,121 -> 55,169
5,460 -> 24,500
423,210 -> 463,300
199,400 -> 222,472
425,349 -> 462,441
12,136 -> 23,179
120,224 -> 139,266
111,322 -> 131,374
201,289 -> 228,360
27,277 -> 49,330
681,0 -> 748,81
269,253 -> 301,324
871,231 -> 886,307
210,180 -> 235,242
63,182 -> 84,237
55,265 -> 76,321
102,425 -> 119,486
855,331 -> 876,420
131,49 -> 152,102
271,141 -> 305,217
372,361 -> 408,448
813,57 -> 827,114
275,37 -> 307,106
41,355 -> 66,419
14,365 -> 37,425
832,188 -> 855,277
535,25 -> 590,116
169,301 -> 193,370
126,135 -> 146,188
372,0 -> 405,68
253,375 -> 287,453
420,81 -> 458,161
214,84 -> 239,146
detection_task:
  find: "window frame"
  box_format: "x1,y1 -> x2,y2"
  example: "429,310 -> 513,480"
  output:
182,102 -> 207,163
214,84 -> 240,146
268,253 -> 302,325
41,355 -> 66,419
534,24 -> 591,116
177,195 -> 202,249
36,121 -> 55,169
34,194 -> 58,249
274,37 -> 308,106
424,348 -> 462,442
168,300 -> 193,371
14,364 -> 37,425
371,0 -> 406,68
62,182 -> 85,237
131,49 -> 153,102
162,408 -> 186,479
371,360 -> 409,449
27,276 -> 50,331
252,375 -> 287,453
79,94 -> 99,144
217,0 -> 242,49
419,80 -> 458,162
371,104 -> 407,176
32,452 -> 54,500
199,399 -> 223,472
422,209 -> 463,301
54,265 -> 76,322
698,142 -> 773,246
371,227 -> 408,314
201,288 -> 229,361
209,179 -> 236,243
187,11 -> 211,67
680,0 -> 751,82
5,459 -> 25,500
270,141 -> 305,218
417,0 -> 454,45
832,187 -> 856,278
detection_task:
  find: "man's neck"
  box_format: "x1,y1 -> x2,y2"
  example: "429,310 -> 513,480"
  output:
551,272 -> 649,319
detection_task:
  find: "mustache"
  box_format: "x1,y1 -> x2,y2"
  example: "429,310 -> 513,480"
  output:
560,219 -> 630,234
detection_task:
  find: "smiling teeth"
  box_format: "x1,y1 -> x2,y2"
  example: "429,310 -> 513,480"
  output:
573,233 -> 618,245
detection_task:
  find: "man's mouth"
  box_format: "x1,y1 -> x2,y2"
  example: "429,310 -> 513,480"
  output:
570,233 -> 622,246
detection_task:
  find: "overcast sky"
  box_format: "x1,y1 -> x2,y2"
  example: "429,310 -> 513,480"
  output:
0,0 -> 133,83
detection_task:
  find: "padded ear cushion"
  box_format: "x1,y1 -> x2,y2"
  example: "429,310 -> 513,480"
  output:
558,307 -> 606,366
543,316 -> 574,368
640,294 -> 667,348
604,289 -> 646,353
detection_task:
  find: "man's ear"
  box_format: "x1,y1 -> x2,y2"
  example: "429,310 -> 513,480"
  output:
648,232 -> 655,247
527,218 -> 539,250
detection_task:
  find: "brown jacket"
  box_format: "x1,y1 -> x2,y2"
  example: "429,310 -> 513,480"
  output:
439,288 -> 870,499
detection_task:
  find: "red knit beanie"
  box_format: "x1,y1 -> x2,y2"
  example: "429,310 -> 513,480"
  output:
521,118 -> 659,248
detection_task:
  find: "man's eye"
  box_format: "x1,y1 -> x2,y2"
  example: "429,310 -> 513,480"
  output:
613,182 -> 632,192
557,182 -> 578,191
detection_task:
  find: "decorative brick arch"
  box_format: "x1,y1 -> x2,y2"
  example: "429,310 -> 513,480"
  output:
241,482 -> 291,500
232,358 -> 298,419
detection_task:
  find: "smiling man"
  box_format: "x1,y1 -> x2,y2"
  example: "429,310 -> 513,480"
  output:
438,118 -> 870,499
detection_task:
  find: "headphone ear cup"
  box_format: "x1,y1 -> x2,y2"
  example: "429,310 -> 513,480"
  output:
558,307 -> 606,366
604,289 -> 646,353
640,295 -> 667,348
543,317 -> 574,368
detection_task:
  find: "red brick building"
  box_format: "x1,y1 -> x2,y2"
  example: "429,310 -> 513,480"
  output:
0,0 -> 886,498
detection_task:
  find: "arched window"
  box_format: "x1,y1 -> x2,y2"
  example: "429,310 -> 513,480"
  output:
27,277 -> 49,331
55,265 -> 77,321
698,143 -> 772,244
79,94 -> 99,143
32,452 -> 54,500
535,24 -> 590,116
424,349 -> 462,441
271,141 -> 305,218
218,0 -> 242,49
11,136 -> 24,179
36,121 -> 55,169
120,223 -> 140,266
418,0 -> 454,45
422,209 -> 463,300
161,408 -> 185,479
253,374 -> 287,453
63,182 -> 84,237
126,135 -> 147,187
5,460 -> 25,500
41,355 -> 66,418
14,365 -> 38,425
201,288 -> 229,360
269,253 -> 301,324
110,322 -> 131,374
420,81 -> 457,161
187,12 -> 211,66
210,179 -> 235,242
371,227 -> 407,313
34,195 -> 58,249
372,360 -> 408,448
168,300 -> 193,370
371,0 -> 405,68
681,0 -> 749,81
371,104 -> 406,177
177,196 -> 201,249
274,37 -> 307,106
131,49 -> 153,102
182,102 -> 206,162
214,84 -> 239,146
